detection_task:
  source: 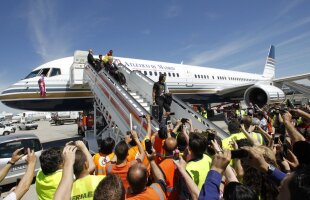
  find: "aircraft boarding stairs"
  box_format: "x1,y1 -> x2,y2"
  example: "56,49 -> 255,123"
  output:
82,61 -> 229,153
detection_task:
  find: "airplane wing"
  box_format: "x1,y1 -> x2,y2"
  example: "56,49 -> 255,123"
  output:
273,73 -> 310,83
273,73 -> 310,96
216,83 -> 254,96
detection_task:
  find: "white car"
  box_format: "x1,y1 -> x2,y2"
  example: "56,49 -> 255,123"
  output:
0,133 -> 43,186
18,121 -> 38,130
0,123 -> 14,136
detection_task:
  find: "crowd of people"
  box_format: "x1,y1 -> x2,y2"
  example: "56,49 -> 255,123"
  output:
0,98 -> 309,200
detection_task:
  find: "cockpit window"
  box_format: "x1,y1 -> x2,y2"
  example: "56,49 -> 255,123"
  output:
50,68 -> 61,77
25,70 -> 40,79
39,68 -> 50,76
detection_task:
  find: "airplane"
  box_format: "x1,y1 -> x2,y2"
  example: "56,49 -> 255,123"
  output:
0,45 -> 308,111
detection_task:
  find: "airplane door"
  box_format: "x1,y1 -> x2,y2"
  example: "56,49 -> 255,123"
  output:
185,70 -> 193,87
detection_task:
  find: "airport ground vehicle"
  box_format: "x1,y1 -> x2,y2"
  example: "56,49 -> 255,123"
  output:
50,111 -> 79,125
0,133 -> 43,186
18,121 -> 38,130
0,123 -> 14,135
3,123 -> 17,133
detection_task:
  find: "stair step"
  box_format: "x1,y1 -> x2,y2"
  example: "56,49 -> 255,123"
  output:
140,102 -> 148,107
136,98 -> 144,103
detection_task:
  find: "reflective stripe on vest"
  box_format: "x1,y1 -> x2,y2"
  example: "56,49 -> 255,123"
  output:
150,184 -> 165,200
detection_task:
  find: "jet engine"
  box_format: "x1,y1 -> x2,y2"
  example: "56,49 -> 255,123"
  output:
244,84 -> 285,107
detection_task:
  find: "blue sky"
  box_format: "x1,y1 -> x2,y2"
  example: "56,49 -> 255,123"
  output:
0,0 -> 309,113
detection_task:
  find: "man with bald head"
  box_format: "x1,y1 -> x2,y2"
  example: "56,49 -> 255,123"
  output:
126,152 -> 167,200
159,137 -> 180,200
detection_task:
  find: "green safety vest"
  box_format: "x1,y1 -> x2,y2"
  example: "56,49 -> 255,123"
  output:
186,154 -> 212,190
36,169 -> 63,200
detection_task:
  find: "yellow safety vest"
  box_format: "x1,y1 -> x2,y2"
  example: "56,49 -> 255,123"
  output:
235,110 -> 245,117
186,154 -> 212,190
251,132 -> 264,145
36,169 -> 62,200
222,132 -> 247,150
71,175 -> 105,200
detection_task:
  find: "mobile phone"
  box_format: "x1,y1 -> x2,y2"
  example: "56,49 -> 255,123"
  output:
166,120 -> 172,125
286,99 -> 295,109
139,115 -> 153,120
18,147 -> 27,155
231,149 -> 248,159
274,136 -> 279,144
207,133 -> 215,143
145,139 -> 153,154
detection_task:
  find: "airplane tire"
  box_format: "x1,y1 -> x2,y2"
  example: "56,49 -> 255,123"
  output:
3,131 -> 10,135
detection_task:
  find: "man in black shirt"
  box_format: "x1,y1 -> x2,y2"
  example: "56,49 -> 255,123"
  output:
87,49 -> 96,69
152,74 -> 171,122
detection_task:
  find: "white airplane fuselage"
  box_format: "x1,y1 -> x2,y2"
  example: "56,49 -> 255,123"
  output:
0,47 -> 284,111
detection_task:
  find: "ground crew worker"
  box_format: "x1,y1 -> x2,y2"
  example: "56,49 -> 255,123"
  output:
126,151 -> 167,200
106,131 -> 145,191
186,133 -> 212,190
93,137 -> 115,175
159,137 -> 180,200
71,141 -> 103,200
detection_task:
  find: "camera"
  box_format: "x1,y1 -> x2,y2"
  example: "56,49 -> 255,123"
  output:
145,139 -> 153,154
181,118 -> 188,124
231,149 -> 248,159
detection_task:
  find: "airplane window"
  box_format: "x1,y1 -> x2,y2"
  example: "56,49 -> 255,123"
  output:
212,76 -> 214,79
204,75 -> 206,79
39,68 -> 50,76
217,76 -> 219,79
149,71 -> 152,76
172,73 -> 175,77
159,72 -> 162,75
164,72 -> 167,75
154,72 -> 158,76
25,69 -> 41,79
207,75 -> 209,79
195,74 -> 197,78
168,72 -> 171,77
50,68 -> 61,77
144,71 -> 147,75
198,75 -> 200,78
176,73 -> 179,77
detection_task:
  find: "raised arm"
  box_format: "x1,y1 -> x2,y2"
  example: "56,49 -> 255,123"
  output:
240,124 -> 260,146
14,148 -> 37,200
0,148 -> 23,182
54,146 -> 77,200
131,130 -> 145,162
282,112 -> 305,145
174,157 -> 199,200
75,140 -> 95,174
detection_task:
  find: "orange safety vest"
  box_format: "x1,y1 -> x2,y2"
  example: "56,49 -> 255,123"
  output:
159,158 -> 179,200
153,136 -> 165,164
126,183 -> 167,200
106,160 -> 137,191
83,116 -> 87,126
93,152 -> 114,175
127,145 -> 150,170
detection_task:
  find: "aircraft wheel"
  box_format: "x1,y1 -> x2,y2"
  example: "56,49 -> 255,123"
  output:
3,131 -> 10,135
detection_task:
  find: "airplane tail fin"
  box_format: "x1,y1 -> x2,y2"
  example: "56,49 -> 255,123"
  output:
263,45 -> 275,79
